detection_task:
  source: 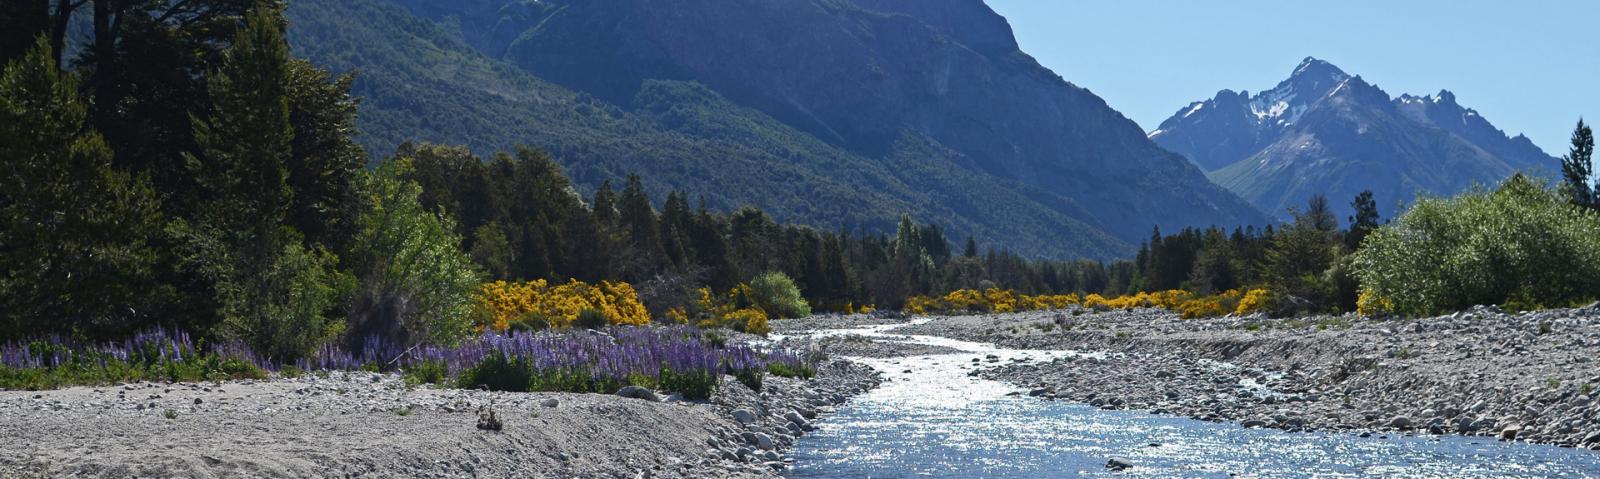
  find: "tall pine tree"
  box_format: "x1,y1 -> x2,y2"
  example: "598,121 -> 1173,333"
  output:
186,6 -> 345,361
1560,119 -> 1596,209
0,37 -> 164,339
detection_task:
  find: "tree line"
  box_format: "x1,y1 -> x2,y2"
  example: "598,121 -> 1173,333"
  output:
4,1 -> 1597,362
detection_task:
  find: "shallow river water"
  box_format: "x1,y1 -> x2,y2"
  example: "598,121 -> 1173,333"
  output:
781,323 -> 1600,478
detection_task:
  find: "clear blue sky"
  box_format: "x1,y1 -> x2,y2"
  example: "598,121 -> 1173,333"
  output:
985,0 -> 1598,155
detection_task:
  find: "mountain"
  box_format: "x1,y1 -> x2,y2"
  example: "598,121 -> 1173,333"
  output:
1150,57 -> 1557,220
284,0 -> 1267,259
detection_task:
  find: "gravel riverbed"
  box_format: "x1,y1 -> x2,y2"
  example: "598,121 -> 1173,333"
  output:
0,358 -> 878,478
889,305 -> 1600,449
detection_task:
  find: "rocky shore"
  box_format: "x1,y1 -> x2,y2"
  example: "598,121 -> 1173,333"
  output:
891,305 -> 1600,449
0,357 -> 878,478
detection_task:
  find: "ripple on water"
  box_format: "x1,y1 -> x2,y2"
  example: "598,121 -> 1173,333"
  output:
785,324 -> 1600,478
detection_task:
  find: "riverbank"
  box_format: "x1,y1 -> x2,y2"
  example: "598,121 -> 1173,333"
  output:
0,358 -> 878,477
887,305 -> 1600,449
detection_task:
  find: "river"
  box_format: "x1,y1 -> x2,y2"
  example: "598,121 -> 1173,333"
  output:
781,322 -> 1600,478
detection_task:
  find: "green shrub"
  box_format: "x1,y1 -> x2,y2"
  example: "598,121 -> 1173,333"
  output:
748,271 -> 811,319
660,368 -> 718,400
1354,175 -> 1600,316
573,309 -> 609,330
403,360 -> 449,386
767,362 -> 815,379
456,352 -> 533,392
347,158 -> 483,349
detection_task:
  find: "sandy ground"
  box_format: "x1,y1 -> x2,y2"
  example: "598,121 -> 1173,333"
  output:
0,359 -> 879,478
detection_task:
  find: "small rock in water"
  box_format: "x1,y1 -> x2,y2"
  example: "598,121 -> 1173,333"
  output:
1241,419 -> 1268,428
1388,416 -> 1412,429
1106,457 -> 1134,471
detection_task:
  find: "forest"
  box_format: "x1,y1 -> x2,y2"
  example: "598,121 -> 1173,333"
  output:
4,1 -> 1600,378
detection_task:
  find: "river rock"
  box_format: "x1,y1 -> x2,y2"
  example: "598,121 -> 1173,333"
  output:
732,409 -> 757,425
753,432 -> 775,451
540,398 -> 559,408
1106,457 -> 1134,471
615,386 -> 660,402
1388,416 -> 1412,429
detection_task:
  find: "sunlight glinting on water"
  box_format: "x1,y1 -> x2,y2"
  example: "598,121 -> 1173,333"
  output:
784,322 -> 1600,478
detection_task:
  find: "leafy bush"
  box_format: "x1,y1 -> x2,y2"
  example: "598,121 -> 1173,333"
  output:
347,158 -> 482,349
749,271 -> 812,319
660,367 -> 718,400
222,241 -> 353,363
573,309 -> 609,330
455,352 -> 534,392
403,360 -> 448,386
1354,175 -> 1600,316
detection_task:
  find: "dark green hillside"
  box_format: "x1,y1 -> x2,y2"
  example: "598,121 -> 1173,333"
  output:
284,0 -> 1131,259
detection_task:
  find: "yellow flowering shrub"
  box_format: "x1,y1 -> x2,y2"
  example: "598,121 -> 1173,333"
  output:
1082,293 -> 1110,311
897,287 -> 1254,319
688,284 -> 779,335
1020,293 -> 1079,311
984,288 -> 1018,313
902,289 -> 1078,314
725,307 -> 770,336
1356,290 -> 1393,317
472,279 -> 651,331
844,302 -> 876,315
1236,289 -> 1271,315
904,295 -> 937,314
1177,297 -> 1228,319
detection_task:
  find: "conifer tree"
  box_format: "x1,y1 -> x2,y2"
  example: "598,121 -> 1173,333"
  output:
1560,119 -> 1596,209
284,59 -> 365,252
186,6 -> 346,360
592,180 -> 618,228
1346,190 -> 1380,250
0,37 -> 164,339
660,191 -> 692,267
618,174 -> 664,276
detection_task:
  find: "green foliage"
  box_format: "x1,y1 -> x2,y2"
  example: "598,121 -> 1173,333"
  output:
766,362 -> 815,379
1347,190 -> 1381,250
1354,174 -> 1600,316
1560,119 -> 1596,208
280,0 -> 1137,260
1264,195 -> 1343,314
0,347 -> 265,391
347,158 -> 483,348
183,7 -> 354,363
0,37 -> 165,339
225,240 -> 352,363
456,352 -> 534,392
660,368 -> 717,400
403,360 -> 449,387
284,58 -> 367,251
573,309 -> 609,330
749,271 -> 812,319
